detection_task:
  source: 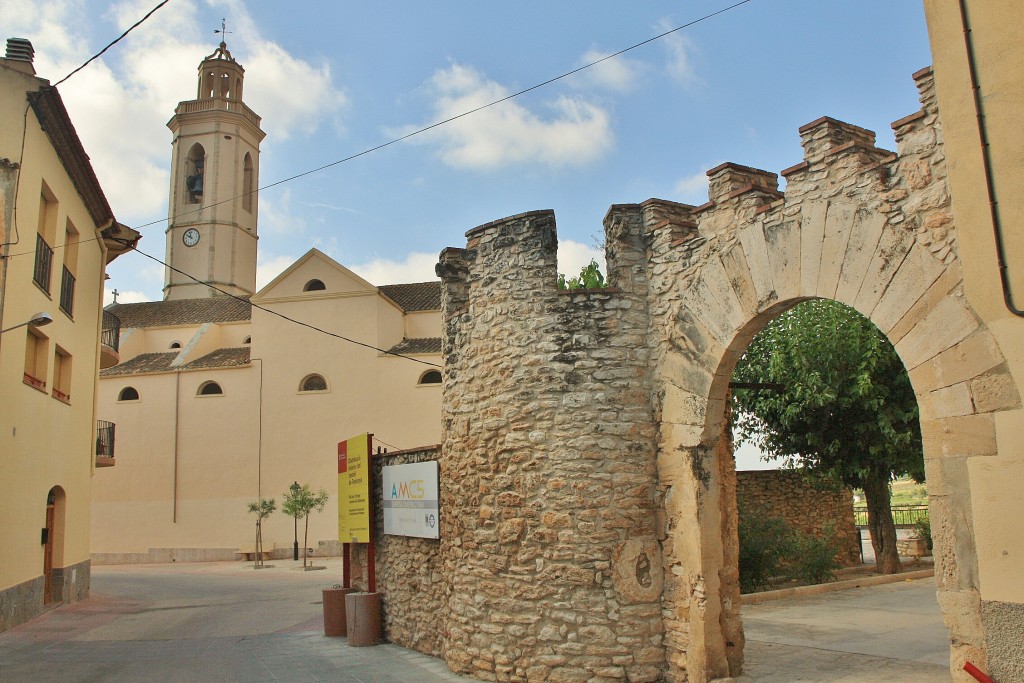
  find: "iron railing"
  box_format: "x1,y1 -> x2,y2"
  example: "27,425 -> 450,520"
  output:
33,233 -> 53,292
96,420 -> 115,460
59,265 -> 75,317
853,504 -> 928,528
101,310 -> 121,352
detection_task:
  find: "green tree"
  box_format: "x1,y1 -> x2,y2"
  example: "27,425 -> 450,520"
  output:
557,260 -> 606,290
281,484 -> 330,569
731,299 -> 924,574
246,497 -> 276,569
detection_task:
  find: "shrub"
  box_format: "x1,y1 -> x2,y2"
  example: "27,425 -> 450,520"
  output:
738,505 -> 796,592
914,517 -> 933,551
791,524 -> 840,585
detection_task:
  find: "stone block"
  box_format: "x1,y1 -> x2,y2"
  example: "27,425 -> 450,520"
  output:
833,208 -> 886,306
921,414 -> 997,459
909,331 -> 1005,392
921,382 -> 974,420
799,200 -> 827,296
970,370 -> 1021,413
762,218 -> 801,302
896,294 -> 979,371
816,202 -> 857,299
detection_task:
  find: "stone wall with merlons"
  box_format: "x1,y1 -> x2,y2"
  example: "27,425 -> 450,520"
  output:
736,470 -> 861,567
369,66 -> 1020,682
435,208 -> 666,683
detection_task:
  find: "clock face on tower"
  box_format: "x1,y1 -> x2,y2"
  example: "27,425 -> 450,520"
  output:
182,228 -> 200,247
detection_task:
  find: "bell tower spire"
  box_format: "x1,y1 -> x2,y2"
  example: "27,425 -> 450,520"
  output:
164,29 -> 266,300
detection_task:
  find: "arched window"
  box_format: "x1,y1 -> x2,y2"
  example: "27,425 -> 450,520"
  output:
197,381 -> 223,396
185,143 -> 206,204
303,279 -> 326,292
242,153 -> 254,213
419,370 -> 442,385
169,341 -> 182,349
118,386 -> 140,401
299,374 -> 328,392
243,336 -> 251,345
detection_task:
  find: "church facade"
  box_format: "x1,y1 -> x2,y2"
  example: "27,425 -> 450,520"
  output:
90,42 -> 442,563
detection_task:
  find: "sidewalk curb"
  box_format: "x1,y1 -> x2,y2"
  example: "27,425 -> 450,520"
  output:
741,568 -> 935,604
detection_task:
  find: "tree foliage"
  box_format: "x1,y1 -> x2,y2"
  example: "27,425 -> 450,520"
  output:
282,484 -> 329,569
731,299 -> 924,573
246,497 -> 276,569
557,260 -> 606,290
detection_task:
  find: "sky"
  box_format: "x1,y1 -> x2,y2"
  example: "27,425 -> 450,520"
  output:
4,0 -> 933,469
4,0 -> 933,304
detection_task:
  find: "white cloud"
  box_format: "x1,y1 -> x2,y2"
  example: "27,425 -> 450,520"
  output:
104,287 -> 150,305
577,48 -> 647,93
657,19 -> 699,87
256,254 -> 295,289
557,239 -> 605,280
673,169 -> 711,204
4,0 -> 346,225
400,63 -> 614,170
350,252 -> 440,286
258,189 -> 308,236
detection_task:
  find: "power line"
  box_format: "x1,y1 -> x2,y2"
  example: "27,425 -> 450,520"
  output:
109,238 -> 442,368
132,0 -> 754,231
3,1 -> 754,256
52,0 -> 172,88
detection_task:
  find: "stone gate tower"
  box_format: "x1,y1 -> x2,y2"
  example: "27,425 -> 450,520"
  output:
164,40 -> 265,300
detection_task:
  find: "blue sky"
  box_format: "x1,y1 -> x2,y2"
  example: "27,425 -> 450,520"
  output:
5,0 -> 931,309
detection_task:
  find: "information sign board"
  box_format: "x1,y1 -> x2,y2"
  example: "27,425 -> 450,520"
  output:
338,433 -> 371,543
382,461 -> 440,539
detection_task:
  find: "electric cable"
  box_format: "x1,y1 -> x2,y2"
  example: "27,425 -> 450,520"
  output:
51,0 -> 172,88
109,237 -> 441,367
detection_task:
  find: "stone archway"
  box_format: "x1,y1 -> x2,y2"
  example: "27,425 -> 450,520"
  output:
645,67 -> 1020,682
435,67 -> 1020,683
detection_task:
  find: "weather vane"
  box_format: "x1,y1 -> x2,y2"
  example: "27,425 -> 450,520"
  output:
214,18 -> 231,43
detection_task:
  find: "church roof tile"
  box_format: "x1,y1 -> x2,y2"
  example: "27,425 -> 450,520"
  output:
387,337 -> 442,355
379,282 -> 440,312
107,296 -> 252,328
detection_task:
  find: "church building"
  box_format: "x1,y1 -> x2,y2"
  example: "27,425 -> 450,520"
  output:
90,41 -> 442,563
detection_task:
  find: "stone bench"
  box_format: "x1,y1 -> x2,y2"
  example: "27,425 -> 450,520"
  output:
236,543 -> 275,561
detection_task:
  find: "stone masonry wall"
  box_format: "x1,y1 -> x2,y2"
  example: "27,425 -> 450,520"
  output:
430,66 -> 1020,683
436,210 -> 666,683
363,445 -> 445,656
736,470 -> 860,567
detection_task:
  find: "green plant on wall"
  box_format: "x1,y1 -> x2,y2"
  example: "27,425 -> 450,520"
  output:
557,260 -> 606,290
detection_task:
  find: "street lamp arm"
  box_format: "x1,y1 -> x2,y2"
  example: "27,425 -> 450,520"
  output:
0,312 -> 53,335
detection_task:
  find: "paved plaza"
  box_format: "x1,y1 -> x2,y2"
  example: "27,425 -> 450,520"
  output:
0,560 -> 951,682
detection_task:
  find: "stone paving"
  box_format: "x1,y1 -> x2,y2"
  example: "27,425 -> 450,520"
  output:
0,560 -> 952,682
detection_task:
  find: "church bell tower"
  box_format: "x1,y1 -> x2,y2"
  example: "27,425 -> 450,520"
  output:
164,38 -> 266,300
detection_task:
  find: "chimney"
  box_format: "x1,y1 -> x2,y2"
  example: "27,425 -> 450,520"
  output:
5,38 -> 36,75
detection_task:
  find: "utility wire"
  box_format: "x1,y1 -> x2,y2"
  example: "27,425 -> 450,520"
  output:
52,0 -> 172,88
7,0 -> 753,255
132,0 -> 754,231
111,238 -> 442,368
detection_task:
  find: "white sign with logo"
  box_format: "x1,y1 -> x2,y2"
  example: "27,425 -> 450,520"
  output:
382,461 -> 440,539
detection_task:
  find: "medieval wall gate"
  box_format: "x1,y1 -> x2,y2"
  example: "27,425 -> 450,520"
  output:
434,67 -> 1019,682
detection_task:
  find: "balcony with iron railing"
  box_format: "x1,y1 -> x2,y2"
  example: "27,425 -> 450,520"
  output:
33,233 -> 53,293
59,265 -> 75,317
100,309 -> 121,369
96,420 -> 115,467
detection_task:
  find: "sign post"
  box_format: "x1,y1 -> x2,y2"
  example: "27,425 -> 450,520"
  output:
338,433 -> 374,591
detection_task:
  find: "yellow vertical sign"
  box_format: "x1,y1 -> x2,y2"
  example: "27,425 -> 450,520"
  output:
338,433 -> 371,543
